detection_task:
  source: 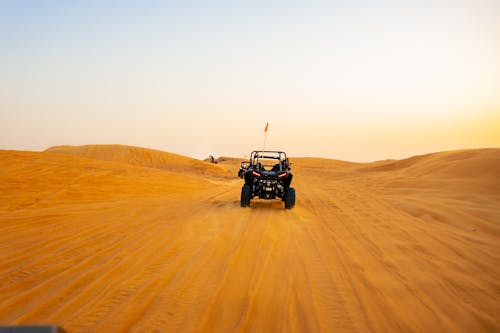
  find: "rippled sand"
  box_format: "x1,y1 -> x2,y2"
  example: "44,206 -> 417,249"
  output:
1,145 -> 498,332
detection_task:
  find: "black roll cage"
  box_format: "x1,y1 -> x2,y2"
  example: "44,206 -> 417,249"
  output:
249,151 -> 290,172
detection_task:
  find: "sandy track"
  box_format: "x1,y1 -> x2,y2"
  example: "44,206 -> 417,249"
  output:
0,148 -> 499,332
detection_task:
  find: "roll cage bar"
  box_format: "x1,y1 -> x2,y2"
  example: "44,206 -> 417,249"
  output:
249,151 -> 290,172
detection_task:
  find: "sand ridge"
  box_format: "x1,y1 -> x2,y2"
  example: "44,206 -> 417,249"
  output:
46,144 -> 232,179
0,146 -> 499,332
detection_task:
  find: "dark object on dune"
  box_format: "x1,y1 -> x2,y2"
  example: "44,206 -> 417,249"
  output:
240,151 -> 295,209
0,326 -> 67,333
206,155 -> 218,164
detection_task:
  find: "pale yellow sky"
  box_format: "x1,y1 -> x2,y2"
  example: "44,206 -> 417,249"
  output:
1,1 -> 499,161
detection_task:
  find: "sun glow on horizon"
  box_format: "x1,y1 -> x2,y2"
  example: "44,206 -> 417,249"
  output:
1,0 -> 499,161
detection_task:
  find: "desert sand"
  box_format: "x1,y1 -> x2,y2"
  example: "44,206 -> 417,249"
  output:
0,145 -> 499,332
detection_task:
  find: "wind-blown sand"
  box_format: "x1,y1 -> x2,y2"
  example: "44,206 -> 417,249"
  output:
0,145 -> 499,332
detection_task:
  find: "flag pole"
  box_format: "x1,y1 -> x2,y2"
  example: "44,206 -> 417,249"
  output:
263,122 -> 268,150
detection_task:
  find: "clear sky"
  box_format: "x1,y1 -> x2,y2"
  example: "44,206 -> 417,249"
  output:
1,0 -> 499,161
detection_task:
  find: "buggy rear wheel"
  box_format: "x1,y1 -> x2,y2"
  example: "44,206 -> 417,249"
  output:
241,184 -> 251,207
284,187 -> 295,209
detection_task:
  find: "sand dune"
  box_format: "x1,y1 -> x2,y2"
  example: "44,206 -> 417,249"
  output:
46,144 -> 231,178
358,148 -> 500,179
0,146 -> 499,332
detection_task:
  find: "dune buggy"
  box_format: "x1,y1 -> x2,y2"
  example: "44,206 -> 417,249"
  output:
240,151 -> 295,209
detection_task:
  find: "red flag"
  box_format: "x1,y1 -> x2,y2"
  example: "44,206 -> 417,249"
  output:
264,122 -> 269,133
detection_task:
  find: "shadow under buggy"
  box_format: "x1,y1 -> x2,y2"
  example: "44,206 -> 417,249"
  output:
240,151 -> 295,209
